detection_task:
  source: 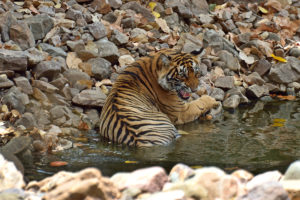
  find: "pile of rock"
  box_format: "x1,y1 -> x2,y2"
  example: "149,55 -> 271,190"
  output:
0,154 -> 299,200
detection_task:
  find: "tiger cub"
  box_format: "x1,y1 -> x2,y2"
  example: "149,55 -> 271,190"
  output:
99,49 -> 219,146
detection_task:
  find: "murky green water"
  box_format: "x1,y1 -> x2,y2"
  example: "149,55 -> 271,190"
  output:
25,99 -> 300,181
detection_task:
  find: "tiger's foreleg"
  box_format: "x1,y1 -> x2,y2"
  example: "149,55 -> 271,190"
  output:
174,95 -> 219,125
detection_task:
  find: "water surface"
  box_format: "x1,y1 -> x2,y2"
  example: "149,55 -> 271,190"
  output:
25,99 -> 300,181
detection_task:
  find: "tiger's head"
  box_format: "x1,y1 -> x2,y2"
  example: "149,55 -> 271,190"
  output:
157,49 -> 203,101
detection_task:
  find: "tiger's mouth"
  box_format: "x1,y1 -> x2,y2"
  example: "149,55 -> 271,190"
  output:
178,89 -> 191,100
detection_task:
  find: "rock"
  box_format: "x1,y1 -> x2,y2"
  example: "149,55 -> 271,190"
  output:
218,50 -> 240,71
111,166 -> 168,193
50,76 -> 68,90
108,0 -> 122,9
87,57 -> 112,80
142,190 -> 186,200
63,69 -> 91,87
9,22 -> 35,50
32,80 -> 59,93
91,0 -> 112,14
66,40 -> 85,52
215,76 -> 235,89
165,0 -> 209,17
0,154 -> 25,190
246,84 -> 269,98
238,181 -> 289,200
118,55 -> 135,67
88,22 -> 107,40
168,163 -> 195,182
223,94 -> 240,109
0,12 -> 18,42
247,170 -> 282,191
33,60 -> 62,81
110,29 -> 129,46
121,2 -> 155,22
2,86 -> 29,113
95,38 -> 120,64
288,47 -> 300,58
38,43 -> 67,58
65,8 -> 84,21
24,14 -> 54,40
32,87 -> 49,102
210,87 -> 225,101
244,72 -> 265,86
72,89 -> 107,107
0,75 -> 14,89
25,47 -> 46,65
232,169 -> 254,184
0,49 -> 28,72
14,112 -> 37,130
130,28 -> 148,43
198,14 -> 214,24
54,18 -> 76,29
26,168 -> 120,200
281,180 -> 300,200
283,160 -> 300,180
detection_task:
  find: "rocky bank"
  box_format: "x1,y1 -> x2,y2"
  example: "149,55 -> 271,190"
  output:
0,0 -> 299,199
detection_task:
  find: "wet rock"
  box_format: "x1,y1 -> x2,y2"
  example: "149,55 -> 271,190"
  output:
218,50 -> 240,71
38,43 -> 67,58
14,112 -> 37,130
111,166 -> 168,193
63,69 -> 90,87
0,154 -> 25,190
9,22 -> 35,50
32,80 -> 59,94
121,2 -> 155,22
247,171 -> 282,191
223,94 -> 240,109
238,181 -> 289,200
2,86 -> 29,113
88,22 -> 107,40
215,76 -> 235,89
0,75 -> 14,89
210,87 -> 225,101
72,89 -> 107,107
0,49 -> 28,72
253,59 -> 272,77
95,38 -> 120,64
110,29 -> 129,46
87,57 -> 112,80
26,168 -> 120,200
168,163 -> 195,182
246,84 -> 269,98
33,60 -> 62,81
283,160 -> 300,180
24,14 -> 54,40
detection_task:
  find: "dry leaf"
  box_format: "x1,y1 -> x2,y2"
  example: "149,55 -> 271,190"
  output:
155,18 -> 170,33
95,79 -> 112,88
66,52 -> 82,69
265,0 -> 282,11
239,51 -> 255,64
152,11 -> 160,18
258,6 -> 268,14
50,161 -> 68,167
78,121 -> 90,130
270,54 -> 287,62
125,160 -> 139,164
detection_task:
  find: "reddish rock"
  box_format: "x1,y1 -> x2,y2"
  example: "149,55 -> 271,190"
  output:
111,166 -> 168,193
91,0 -> 112,14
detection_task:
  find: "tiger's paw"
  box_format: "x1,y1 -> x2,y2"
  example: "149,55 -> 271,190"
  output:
198,95 -> 219,109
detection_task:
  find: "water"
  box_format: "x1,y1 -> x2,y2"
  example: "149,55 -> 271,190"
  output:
25,99 -> 300,181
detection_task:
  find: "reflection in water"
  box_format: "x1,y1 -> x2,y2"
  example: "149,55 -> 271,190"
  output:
25,100 -> 300,181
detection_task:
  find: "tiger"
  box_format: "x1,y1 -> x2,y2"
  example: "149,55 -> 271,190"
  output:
99,49 -> 219,147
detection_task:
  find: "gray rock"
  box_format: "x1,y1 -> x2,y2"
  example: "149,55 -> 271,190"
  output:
33,60 -> 62,80
72,89 -> 107,107
50,76 -> 69,90
288,82 -> 300,90
32,80 -> 59,93
0,12 -> 18,42
165,0 -> 208,17
238,181 -> 289,200
0,49 -> 28,72
87,58 -> 112,80
121,2 -> 155,22
121,17 -> 136,29
88,22 -> 107,40
95,38 -> 120,64
218,50 -> 240,71
283,160 -> 300,180
85,109 -> 100,129
214,76 -> 235,89
198,14 -> 214,24
13,77 -> 33,95
223,94 -> 240,109
50,105 -> 68,119
246,84 -> 269,98
110,29 -> 129,46
38,43 -> 67,58
267,32 -> 281,41
288,47 -> 300,57
65,8 -> 84,21
238,33 -> 251,44
164,13 -> 180,30
222,10 -> 232,20
2,87 -> 29,113
48,93 -> 69,106
0,76 -> 14,89
15,112 -> 37,130
24,47 -> 46,65
66,40 -> 85,52
253,59 -> 272,77
108,0 -> 122,9
9,22 -> 35,50
244,72 -> 265,86
180,33 -> 203,53
268,57 -> 300,84
24,14 -> 54,40
210,87 -> 225,101
223,19 -> 237,31
226,87 -> 249,104
63,69 -> 90,87
203,30 -> 238,56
